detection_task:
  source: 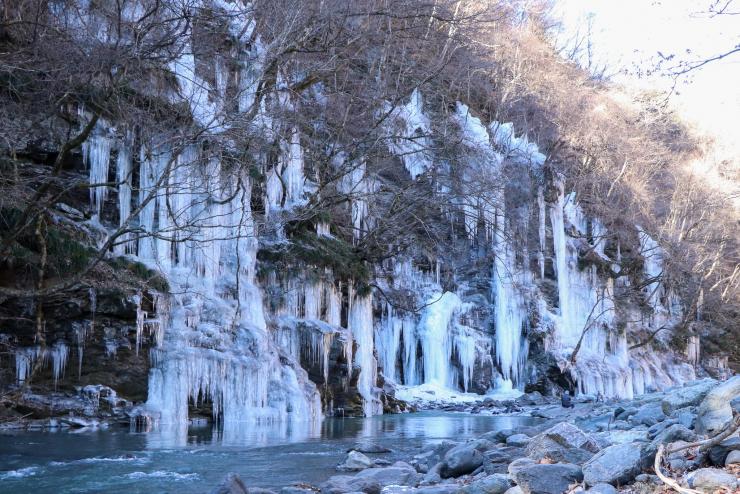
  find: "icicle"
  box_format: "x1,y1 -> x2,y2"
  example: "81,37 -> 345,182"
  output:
385,89 -> 432,179
537,187 -> 546,279
135,292 -> 146,354
115,134 -> 134,254
83,122 -> 112,218
349,293 -> 381,417
50,342 -> 69,386
282,128 -> 305,206
375,303 -> 402,383
417,291 -> 461,388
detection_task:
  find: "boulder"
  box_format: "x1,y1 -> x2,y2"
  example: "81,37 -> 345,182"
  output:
673,409 -> 696,429
459,474 -> 513,494
354,462 -> 420,487
696,375 -> 740,435
615,407 -> 637,421
524,422 -> 599,464
647,418 -> 678,439
708,436 -> 740,465
441,444 -> 485,478
482,429 -> 516,443
660,379 -> 717,415
505,434 -> 530,448
586,483 -> 617,494
504,488 -> 523,494
686,468 -> 739,492
629,403 -> 666,427
726,450 -> 740,465
412,487 -> 461,494
413,441 -> 460,470
594,429 -> 648,446
582,442 -> 644,486
648,424 -> 697,453
321,474 -> 381,494
516,392 -> 545,406
338,451 -> 375,471
512,463 -> 583,494
484,447 -> 523,474
507,458 -> 536,477
349,441 -> 391,454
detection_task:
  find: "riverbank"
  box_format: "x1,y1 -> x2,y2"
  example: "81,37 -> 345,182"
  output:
212,377 -> 740,494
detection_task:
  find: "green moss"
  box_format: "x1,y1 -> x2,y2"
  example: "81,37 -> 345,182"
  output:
107,257 -> 170,292
45,228 -> 94,277
258,231 -> 369,284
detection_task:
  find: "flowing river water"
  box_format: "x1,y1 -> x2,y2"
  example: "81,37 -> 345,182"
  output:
0,412 -> 538,493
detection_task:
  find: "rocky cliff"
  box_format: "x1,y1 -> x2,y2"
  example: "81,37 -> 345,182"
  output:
0,0 -> 734,428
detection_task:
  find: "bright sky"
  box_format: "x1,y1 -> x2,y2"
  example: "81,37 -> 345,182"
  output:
554,0 -> 740,149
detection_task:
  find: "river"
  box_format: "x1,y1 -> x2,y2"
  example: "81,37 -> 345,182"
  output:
0,412 -> 538,493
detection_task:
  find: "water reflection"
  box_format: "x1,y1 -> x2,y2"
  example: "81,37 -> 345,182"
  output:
145,412 -> 532,449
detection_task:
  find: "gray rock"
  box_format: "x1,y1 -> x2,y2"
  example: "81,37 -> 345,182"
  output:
504,488 -> 523,494
629,403 -> 666,427
512,463 -> 583,494
321,474 -> 381,494
582,442 -> 644,486
726,450 -> 740,465
696,375 -> 740,435
648,424 -> 697,452
413,487 -> 461,494
338,450 -> 375,471
524,422 -> 599,464
422,462 -> 443,484
647,418 -> 678,439
507,458 -> 536,477
354,461 -> 421,487
210,473 -> 249,494
280,488 -> 314,494
506,434 -> 530,448
634,473 -> 660,484
350,441 -> 392,454
531,407 -> 572,420
441,444 -> 485,478
469,438 -> 496,452
459,474 -> 513,494
517,392 -> 545,406
674,408 -> 697,429
481,429 -> 516,443
660,379 -> 717,415
687,467 -> 739,492
615,407 -> 637,421
594,429 -> 648,446
484,447 -> 523,474
708,436 -> 740,465
586,483 -> 617,494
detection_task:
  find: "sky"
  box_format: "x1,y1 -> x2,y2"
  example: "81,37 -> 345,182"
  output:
554,0 -> 740,148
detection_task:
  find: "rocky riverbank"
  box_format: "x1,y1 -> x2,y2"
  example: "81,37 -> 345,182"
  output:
212,377 -> 740,494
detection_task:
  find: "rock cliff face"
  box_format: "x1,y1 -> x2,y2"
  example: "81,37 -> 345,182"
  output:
0,0 -> 721,427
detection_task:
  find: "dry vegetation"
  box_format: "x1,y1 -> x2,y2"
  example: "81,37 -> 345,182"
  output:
0,0 -> 737,367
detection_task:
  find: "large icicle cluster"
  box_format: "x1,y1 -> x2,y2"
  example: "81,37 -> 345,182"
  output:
26,1 -> 700,421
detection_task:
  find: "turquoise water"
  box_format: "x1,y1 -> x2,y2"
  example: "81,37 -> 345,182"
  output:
0,413 -> 536,493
